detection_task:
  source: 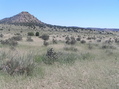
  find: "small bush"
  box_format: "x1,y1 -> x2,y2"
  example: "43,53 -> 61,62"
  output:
35,32 -> 39,36
28,32 -> 34,36
81,40 -> 86,44
70,37 -> 76,45
97,40 -> 101,42
65,36 -> 76,45
65,36 -> 70,41
0,34 -> 3,37
65,40 -> 71,45
87,37 -> 92,40
11,35 -> 22,41
42,48 -> 58,64
41,34 -> 49,41
0,29 -> 3,30
76,37 -> 81,41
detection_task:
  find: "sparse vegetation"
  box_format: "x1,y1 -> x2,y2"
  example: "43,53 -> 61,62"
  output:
1,38 -> 18,46
11,35 -> 22,41
65,36 -> 76,45
0,17 -> 119,89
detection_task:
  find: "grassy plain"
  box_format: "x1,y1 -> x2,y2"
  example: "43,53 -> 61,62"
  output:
0,24 -> 119,89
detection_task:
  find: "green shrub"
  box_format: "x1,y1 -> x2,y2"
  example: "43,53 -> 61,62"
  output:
80,40 -> 86,44
65,36 -> 76,45
65,36 -> 70,41
27,32 -> 34,36
0,29 -> 3,30
97,40 -> 101,42
70,37 -> 76,45
65,40 -> 71,45
42,48 -> 58,64
76,37 -> 81,41
35,32 -> 39,36
41,34 -> 49,41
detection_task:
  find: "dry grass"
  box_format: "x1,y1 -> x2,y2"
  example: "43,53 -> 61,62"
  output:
0,57 -> 119,89
0,24 -> 119,89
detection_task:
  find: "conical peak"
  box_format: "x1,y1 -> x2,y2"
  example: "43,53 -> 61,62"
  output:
0,11 -> 44,24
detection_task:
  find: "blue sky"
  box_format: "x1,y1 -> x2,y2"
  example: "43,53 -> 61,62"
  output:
0,0 -> 119,28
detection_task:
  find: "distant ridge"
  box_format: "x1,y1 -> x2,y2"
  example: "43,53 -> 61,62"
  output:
0,11 -> 118,31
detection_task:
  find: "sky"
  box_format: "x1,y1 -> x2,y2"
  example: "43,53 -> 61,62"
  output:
0,0 -> 119,28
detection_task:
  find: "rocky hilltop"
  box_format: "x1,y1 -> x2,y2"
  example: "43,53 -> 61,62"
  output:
0,11 -> 44,25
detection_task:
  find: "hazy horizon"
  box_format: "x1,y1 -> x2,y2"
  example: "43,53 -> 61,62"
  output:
0,0 -> 119,28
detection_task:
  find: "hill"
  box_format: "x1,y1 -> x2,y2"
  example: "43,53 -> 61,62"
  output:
0,11 -> 44,26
